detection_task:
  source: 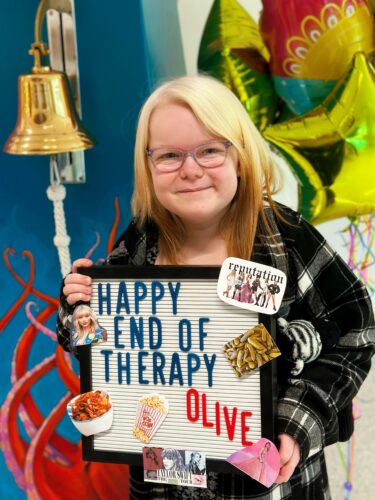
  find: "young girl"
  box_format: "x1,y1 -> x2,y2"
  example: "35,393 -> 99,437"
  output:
57,75 -> 374,499
70,304 -> 107,347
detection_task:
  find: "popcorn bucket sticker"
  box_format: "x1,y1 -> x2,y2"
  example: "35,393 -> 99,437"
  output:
133,394 -> 169,443
217,258 -> 286,315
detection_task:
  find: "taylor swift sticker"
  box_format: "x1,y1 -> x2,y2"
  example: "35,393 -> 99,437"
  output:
70,304 -> 107,348
217,258 -> 286,315
226,438 -> 280,487
143,447 -> 207,488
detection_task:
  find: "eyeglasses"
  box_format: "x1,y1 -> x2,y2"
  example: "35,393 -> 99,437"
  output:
146,140 -> 232,173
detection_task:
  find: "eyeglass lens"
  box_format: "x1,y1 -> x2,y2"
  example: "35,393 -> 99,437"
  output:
150,141 -> 230,171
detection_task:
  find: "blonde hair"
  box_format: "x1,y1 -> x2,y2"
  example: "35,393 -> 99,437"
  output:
73,305 -> 99,336
132,75 -> 281,263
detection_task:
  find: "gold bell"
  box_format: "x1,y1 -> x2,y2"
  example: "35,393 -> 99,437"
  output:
4,0 -> 95,155
4,66 -> 95,155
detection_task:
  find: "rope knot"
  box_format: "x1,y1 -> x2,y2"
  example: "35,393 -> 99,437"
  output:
46,184 -> 66,201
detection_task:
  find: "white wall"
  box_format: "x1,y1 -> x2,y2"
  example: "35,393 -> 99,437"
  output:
178,0 -> 262,77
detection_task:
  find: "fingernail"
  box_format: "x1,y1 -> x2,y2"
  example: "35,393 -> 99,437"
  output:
86,278 -> 92,285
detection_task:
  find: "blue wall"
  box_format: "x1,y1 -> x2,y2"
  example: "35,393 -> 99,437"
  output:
0,0 -> 156,497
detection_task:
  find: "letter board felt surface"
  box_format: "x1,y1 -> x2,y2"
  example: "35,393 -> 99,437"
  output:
78,266 -> 277,473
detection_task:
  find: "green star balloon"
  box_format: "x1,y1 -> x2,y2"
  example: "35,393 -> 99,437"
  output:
264,52 -> 375,224
198,0 -> 278,131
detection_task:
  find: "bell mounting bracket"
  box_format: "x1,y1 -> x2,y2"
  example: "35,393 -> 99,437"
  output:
45,0 -> 86,183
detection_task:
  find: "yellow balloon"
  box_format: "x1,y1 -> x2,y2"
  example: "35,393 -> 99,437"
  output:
198,0 -> 278,131
264,52 -> 375,224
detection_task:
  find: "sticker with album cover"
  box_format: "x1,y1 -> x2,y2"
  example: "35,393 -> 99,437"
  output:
226,438 -> 281,487
217,257 -> 286,315
143,447 -> 207,488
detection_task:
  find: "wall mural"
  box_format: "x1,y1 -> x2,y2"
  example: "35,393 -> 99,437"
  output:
0,203 -> 131,498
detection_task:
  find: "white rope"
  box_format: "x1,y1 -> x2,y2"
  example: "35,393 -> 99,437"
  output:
47,157 -> 72,278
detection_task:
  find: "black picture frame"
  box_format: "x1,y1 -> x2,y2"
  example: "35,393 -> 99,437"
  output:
78,266 -> 278,474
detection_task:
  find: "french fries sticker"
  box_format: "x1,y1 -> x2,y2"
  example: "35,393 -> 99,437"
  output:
224,324 -> 281,377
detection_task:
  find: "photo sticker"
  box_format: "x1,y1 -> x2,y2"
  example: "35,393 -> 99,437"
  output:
66,390 -> 113,436
224,324 -> 281,377
226,438 -> 280,487
217,257 -> 287,314
70,304 -> 107,348
143,447 -> 207,488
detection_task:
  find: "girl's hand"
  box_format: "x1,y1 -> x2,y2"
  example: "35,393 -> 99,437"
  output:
63,258 -> 93,305
275,433 -> 300,484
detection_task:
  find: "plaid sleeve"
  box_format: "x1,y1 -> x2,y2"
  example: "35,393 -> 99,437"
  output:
55,220 -> 141,353
277,213 -> 375,462
56,277 -> 78,355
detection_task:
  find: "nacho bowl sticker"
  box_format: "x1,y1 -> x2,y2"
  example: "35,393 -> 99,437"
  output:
133,393 -> 169,443
66,390 -> 113,436
224,324 -> 281,377
217,257 -> 286,314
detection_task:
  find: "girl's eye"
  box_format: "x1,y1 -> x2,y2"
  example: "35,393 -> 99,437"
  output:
199,142 -> 226,156
155,151 -> 182,162
161,152 -> 179,159
201,147 -> 221,155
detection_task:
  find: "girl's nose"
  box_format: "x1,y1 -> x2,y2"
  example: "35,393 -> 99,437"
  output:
179,153 -> 204,179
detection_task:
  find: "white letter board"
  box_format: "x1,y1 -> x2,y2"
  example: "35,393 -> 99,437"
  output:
78,266 -> 277,473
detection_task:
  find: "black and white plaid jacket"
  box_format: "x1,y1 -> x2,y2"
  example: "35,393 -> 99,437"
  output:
57,204 -> 374,499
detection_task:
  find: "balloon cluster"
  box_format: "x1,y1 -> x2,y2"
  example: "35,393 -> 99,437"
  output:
198,0 -> 375,224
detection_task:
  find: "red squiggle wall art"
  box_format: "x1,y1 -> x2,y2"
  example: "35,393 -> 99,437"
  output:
0,199 -> 129,499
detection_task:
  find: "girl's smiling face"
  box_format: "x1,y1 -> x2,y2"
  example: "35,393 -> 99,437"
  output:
148,103 -> 239,231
